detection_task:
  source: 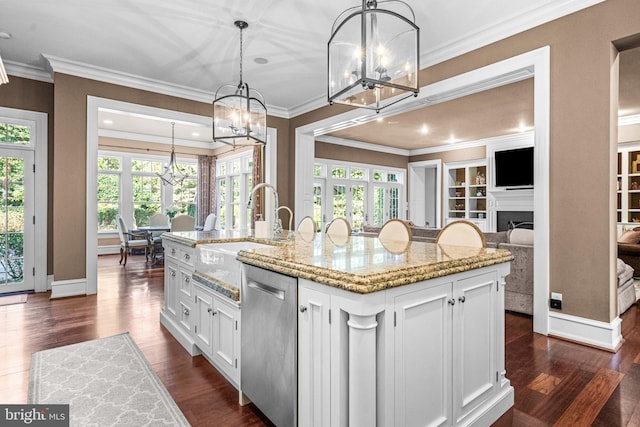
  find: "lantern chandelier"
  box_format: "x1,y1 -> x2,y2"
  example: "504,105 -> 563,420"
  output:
157,122 -> 190,186
328,0 -> 420,113
213,20 -> 267,147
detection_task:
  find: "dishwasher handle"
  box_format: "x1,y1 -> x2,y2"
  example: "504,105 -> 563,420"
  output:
247,280 -> 286,301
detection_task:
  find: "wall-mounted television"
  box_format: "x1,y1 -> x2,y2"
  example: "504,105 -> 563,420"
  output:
494,147 -> 534,188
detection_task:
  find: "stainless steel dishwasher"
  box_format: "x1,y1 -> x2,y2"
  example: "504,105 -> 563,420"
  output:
242,264 -> 297,426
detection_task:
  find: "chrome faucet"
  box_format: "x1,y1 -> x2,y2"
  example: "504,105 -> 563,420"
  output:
248,183 -> 281,238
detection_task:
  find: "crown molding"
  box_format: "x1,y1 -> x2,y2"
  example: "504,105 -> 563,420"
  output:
43,54 -> 291,119
98,128 -> 225,150
4,60 -> 53,83
315,135 -> 411,157
409,131 -> 535,156
619,114 -> 640,127
422,0 -> 604,68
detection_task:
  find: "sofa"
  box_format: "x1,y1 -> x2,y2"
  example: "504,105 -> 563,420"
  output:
617,227 -> 640,277
361,224 -> 534,315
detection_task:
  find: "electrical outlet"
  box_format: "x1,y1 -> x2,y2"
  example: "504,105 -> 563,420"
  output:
550,298 -> 562,310
551,292 -> 563,301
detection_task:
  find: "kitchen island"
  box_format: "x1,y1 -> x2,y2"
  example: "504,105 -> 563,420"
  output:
161,230 -> 514,427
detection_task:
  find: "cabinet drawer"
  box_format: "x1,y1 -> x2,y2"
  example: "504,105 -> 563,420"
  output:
179,269 -> 192,297
164,242 -> 179,260
178,297 -> 194,334
179,247 -> 195,267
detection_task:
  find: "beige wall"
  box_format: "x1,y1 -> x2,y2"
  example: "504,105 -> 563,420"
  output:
316,141 -> 409,169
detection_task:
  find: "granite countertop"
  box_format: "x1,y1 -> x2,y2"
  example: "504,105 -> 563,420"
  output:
236,232 -> 513,294
162,230 -> 513,295
162,229 -> 289,247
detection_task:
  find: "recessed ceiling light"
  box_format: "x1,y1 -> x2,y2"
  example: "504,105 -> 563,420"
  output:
254,57 -> 269,65
103,119 -> 113,125
191,132 -> 200,137
376,117 -> 384,123
447,135 -> 458,144
420,124 -> 429,135
0,32 -> 11,40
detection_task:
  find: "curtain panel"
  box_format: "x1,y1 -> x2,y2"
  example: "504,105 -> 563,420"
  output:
197,155 -> 216,227
252,145 -> 263,227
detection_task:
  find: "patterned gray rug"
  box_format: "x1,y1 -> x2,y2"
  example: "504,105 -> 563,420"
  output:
28,333 -> 190,426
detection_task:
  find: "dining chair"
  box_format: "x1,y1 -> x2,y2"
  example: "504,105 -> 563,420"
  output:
171,214 -> 195,232
325,217 -> 351,237
297,216 -> 316,234
148,213 -> 169,261
378,219 -> 412,243
116,214 -> 152,266
203,213 -> 217,231
435,220 -> 486,248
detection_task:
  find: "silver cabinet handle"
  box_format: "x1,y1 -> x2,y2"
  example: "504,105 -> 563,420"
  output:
171,248 -> 176,255
184,253 -> 190,260
183,307 -> 190,316
448,298 -> 455,306
459,296 -> 466,303
185,276 -> 190,283
299,305 -> 307,313
170,270 -> 176,277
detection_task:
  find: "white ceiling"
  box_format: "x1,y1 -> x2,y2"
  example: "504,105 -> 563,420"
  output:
0,0 -> 613,148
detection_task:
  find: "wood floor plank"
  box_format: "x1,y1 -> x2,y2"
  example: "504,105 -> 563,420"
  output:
552,368 -> 624,427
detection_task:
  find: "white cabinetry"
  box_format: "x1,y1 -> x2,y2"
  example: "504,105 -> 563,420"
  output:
212,295 -> 240,385
161,240 -> 198,354
297,265 -> 511,427
298,283 -> 332,427
444,160 -> 487,231
161,239 -> 242,389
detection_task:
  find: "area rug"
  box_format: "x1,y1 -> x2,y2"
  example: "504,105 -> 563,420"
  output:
0,293 -> 27,306
28,333 -> 190,426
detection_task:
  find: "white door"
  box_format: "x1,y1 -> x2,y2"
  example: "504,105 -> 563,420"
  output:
0,148 -> 34,294
453,271 -> 498,424
394,282 -> 453,427
373,184 -> 402,226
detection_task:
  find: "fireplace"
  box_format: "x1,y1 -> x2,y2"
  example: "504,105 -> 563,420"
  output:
496,211 -> 533,231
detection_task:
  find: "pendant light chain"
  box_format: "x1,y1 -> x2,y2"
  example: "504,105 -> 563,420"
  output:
239,24 -> 243,87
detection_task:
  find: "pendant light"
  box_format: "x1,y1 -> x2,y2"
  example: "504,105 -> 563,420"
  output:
328,0 -> 420,113
157,122 -> 189,186
213,20 -> 267,147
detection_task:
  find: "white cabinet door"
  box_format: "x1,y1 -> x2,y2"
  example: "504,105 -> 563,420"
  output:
453,271 -> 498,424
394,281 -> 453,427
178,296 -> 194,334
193,284 -> 214,356
212,296 -> 240,385
298,282 -> 332,427
164,260 -> 179,320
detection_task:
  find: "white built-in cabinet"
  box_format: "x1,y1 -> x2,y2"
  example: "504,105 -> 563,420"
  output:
444,160 -> 488,231
297,264 -> 512,427
161,240 -> 241,389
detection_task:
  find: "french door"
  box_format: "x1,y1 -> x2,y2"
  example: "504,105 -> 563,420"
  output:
330,182 -> 367,232
0,148 -> 34,294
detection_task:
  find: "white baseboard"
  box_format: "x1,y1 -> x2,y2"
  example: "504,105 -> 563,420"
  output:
50,278 -> 87,299
98,245 -> 120,255
548,312 -> 622,351
47,275 -> 54,291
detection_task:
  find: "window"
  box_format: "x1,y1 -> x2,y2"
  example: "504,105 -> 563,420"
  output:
216,151 -> 253,231
0,123 -> 31,146
131,158 -> 163,226
314,159 -> 405,231
97,151 -> 197,232
97,157 -> 121,231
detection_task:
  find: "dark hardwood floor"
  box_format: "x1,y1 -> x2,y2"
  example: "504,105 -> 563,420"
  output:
0,254 -> 639,426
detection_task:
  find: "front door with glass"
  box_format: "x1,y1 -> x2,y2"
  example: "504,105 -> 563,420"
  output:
0,148 -> 34,294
